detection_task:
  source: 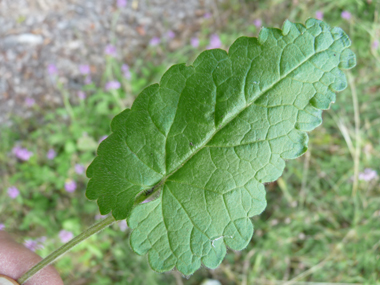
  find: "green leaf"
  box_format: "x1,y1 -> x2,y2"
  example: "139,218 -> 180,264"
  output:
86,19 -> 356,275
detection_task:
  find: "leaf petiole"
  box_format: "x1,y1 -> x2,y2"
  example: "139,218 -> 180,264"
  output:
17,215 -> 116,284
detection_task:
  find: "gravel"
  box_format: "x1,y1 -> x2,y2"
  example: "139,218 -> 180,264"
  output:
0,0 -> 220,125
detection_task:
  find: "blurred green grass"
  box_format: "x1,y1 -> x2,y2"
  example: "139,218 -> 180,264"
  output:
1,0 -> 380,284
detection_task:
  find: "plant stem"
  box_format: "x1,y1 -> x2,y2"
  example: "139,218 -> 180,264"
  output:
111,90 -> 125,110
348,73 -> 361,198
17,215 -> 116,284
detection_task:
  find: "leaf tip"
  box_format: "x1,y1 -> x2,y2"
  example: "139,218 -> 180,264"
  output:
305,18 -> 321,28
282,19 -> 293,36
258,27 -> 269,45
331,27 -> 351,47
339,48 -> 356,70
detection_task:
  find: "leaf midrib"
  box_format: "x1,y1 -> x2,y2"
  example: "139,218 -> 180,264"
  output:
145,34 -> 327,196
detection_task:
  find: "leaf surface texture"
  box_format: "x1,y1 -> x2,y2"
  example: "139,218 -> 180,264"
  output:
86,19 -> 356,274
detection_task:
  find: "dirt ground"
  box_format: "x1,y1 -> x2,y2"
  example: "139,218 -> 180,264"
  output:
0,0 -> 221,125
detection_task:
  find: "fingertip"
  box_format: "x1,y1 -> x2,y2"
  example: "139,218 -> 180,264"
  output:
0,232 -> 63,285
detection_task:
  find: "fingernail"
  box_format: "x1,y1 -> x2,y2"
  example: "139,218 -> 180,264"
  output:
0,274 -> 20,285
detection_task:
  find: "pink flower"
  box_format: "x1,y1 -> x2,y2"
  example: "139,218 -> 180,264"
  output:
254,19 -> 262,28
341,11 -> 351,20
207,34 -> 221,49
59,230 -> 74,243
149,37 -> 161,46
24,237 -> 45,252
122,64 -> 131,79
8,186 -> 20,199
203,12 -> 211,19
75,164 -> 85,175
105,44 -> 117,57
24,240 -> 40,251
121,64 -> 129,72
372,40 -> 379,50
105,80 -> 121,90
0,224 -> 5,230
315,11 -> 323,20
64,180 -> 77,193
358,168 -> 378,182
25,97 -> 35,107
117,0 -> 127,8
191,37 -> 199,48
79,65 -> 90,75
166,30 -> 175,39
77,91 -> 86,100
98,135 -> 108,143
18,149 -> 33,160
47,148 -> 56,160
12,146 -> 33,161
24,239 -> 36,250
47,64 -> 58,75
118,220 -> 128,231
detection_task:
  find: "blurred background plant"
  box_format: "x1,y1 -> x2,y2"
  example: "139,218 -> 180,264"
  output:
1,0 -> 380,284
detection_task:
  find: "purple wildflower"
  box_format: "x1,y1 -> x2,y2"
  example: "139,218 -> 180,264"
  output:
24,240 -> 36,251
207,34 -> 222,49
24,237 -> 45,252
46,149 -> 56,160
19,149 -> 33,161
105,44 -> 117,57
203,12 -> 211,19
64,180 -> 77,193
75,164 -> 85,175
315,11 -> 323,20
17,148 -> 33,160
12,146 -> 21,155
122,64 -> 129,73
84,76 -> 92,85
358,168 -> 378,182
341,11 -> 351,20
25,97 -> 35,107
149,37 -> 161,46
59,230 -> 74,243
106,80 -> 121,90
191,37 -> 199,48
98,135 -> 108,143
24,240 -> 40,251
8,186 -> 19,199
254,19 -> 262,28
122,64 -> 131,79
47,64 -> 58,75
372,40 -> 379,50
166,30 -> 175,39
0,224 -> 5,230
117,0 -> 127,8
79,65 -> 90,75
12,146 -> 33,161
77,91 -> 86,100
118,220 -> 128,231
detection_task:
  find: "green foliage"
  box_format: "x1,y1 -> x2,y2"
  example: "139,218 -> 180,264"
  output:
2,1 -> 380,282
86,19 -> 356,275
